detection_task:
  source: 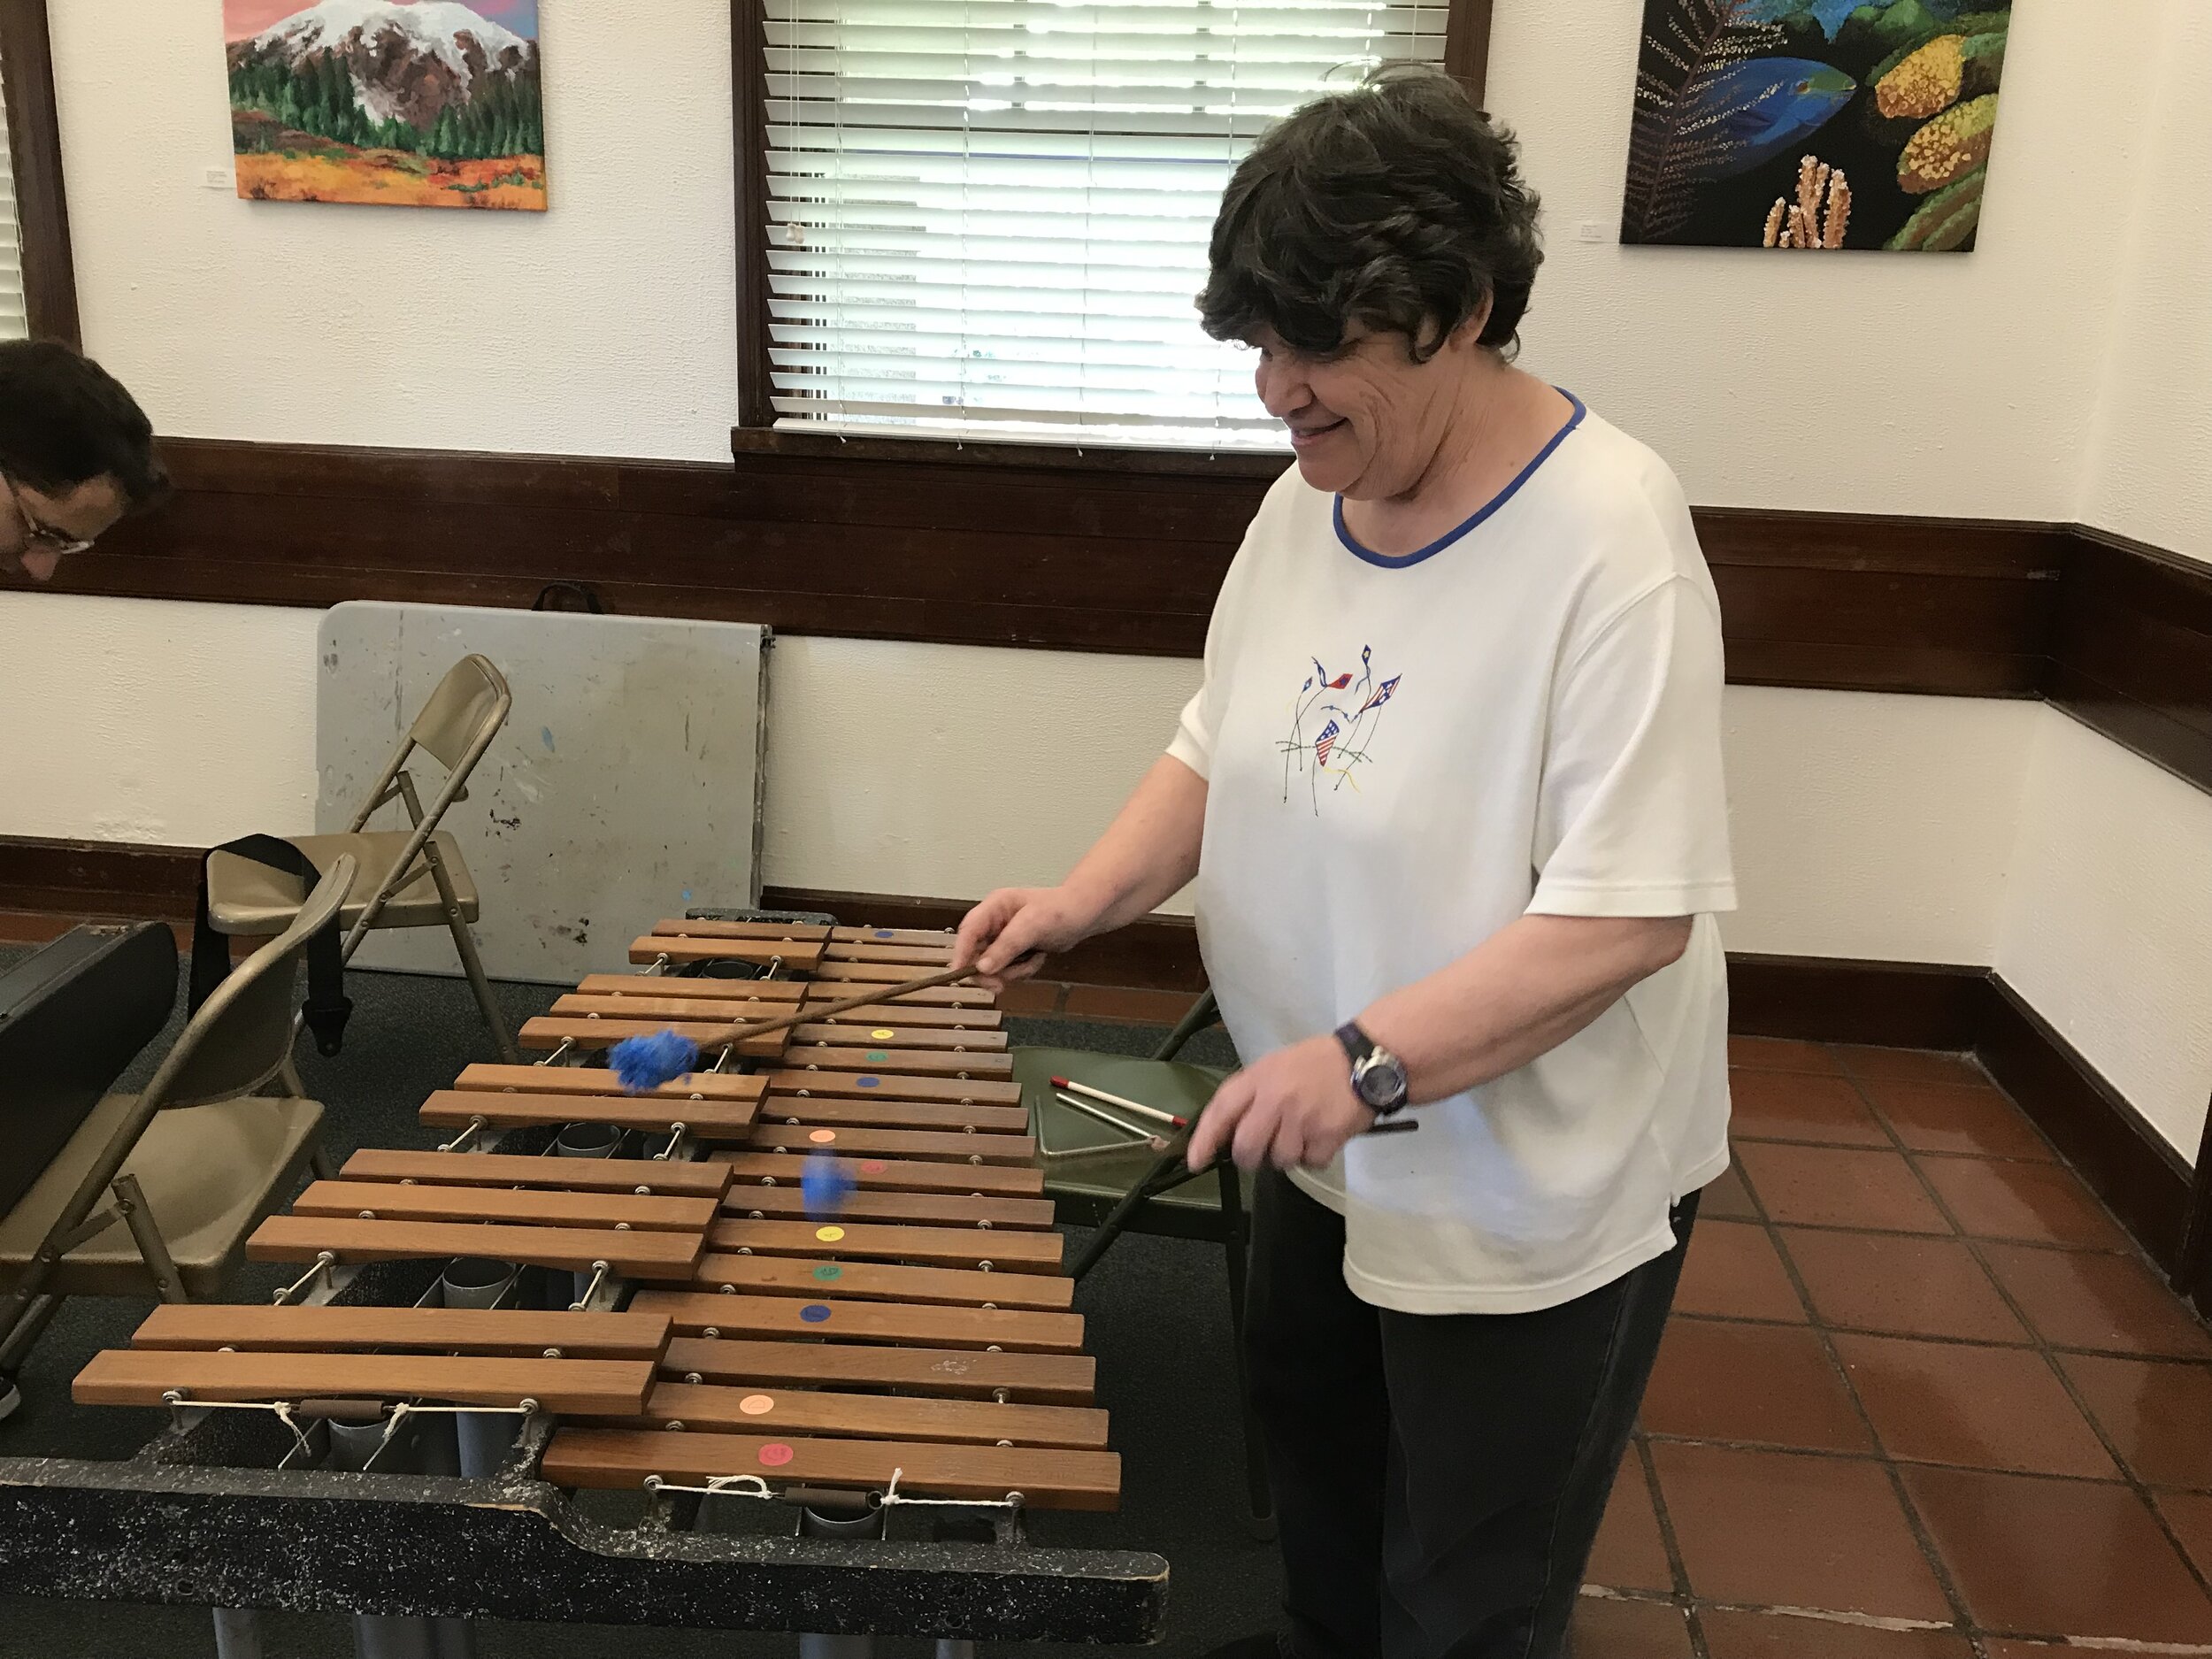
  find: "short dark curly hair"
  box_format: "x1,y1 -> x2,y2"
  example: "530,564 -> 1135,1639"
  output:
1198,64 -> 1544,363
0,339 -> 168,511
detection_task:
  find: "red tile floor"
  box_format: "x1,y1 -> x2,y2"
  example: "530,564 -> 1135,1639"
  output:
1574,1037 -> 2212,1656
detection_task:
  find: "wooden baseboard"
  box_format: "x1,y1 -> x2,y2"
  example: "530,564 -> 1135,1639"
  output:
2,839 -> 2192,1278
1724,953 -> 1987,1050
1972,975 -> 2193,1271
0,834 -> 199,923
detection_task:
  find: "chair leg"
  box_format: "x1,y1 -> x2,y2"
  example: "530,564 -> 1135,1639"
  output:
1067,1142 -> 1201,1280
421,842 -> 521,1065
1216,1164 -> 1276,1538
308,1140 -> 337,1182
112,1173 -> 190,1305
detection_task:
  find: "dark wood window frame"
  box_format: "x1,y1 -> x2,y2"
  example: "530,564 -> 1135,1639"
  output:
728,0 -> 1496,456
0,0 -> 79,346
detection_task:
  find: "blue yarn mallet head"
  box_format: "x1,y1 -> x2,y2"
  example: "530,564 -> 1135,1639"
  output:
610,1029 -> 701,1094
803,1148 -> 856,1218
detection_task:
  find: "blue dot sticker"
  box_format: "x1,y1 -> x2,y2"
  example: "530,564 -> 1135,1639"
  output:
799,1303 -> 833,1323
875,929 -> 895,939
856,1076 -> 879,1089
812,1263 -> 842,1281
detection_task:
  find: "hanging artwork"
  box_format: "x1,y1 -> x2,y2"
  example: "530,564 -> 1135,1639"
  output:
223,2 -> 546,211
1620,1 -> 2008,251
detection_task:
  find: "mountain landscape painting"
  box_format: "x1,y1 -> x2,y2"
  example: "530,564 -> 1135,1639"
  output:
224,1 -> 545,210
1621,0 -> 2009,251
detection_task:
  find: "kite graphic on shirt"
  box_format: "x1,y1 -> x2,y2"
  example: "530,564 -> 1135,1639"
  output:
1279,645 -> 1403,811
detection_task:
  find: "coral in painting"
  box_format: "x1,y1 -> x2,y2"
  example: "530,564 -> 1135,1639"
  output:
1620,0 -> 2008,250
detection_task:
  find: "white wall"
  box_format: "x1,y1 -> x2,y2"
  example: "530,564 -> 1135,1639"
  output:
52,3 -> 740,461
1997,709 -> 2212,1158
1491,0 -> 2170,520
9,0 -> 2211,1154
2076,2 -> 2212,565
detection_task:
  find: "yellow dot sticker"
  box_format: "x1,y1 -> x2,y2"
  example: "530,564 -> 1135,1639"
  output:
816,1225 -> 846,1242
871,1028 -> 896,1041
739,1394 -> 775,1416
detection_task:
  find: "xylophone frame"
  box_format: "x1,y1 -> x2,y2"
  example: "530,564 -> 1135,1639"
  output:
0,1187 -> 1166,1644
0,909 -> 1168,1647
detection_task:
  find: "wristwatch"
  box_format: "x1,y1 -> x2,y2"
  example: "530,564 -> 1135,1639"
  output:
1333,1021 -> 1410,1117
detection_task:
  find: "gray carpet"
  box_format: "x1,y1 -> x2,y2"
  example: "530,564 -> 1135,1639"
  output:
0,943 -> 1270,1657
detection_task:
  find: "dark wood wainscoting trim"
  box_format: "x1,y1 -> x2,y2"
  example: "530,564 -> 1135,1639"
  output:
4,837 -> 2192,1289
10,434 -> 2101,695
2048,526 -> 2212,797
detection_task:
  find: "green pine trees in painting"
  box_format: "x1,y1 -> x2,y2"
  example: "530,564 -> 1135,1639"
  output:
227,50 -> 543,162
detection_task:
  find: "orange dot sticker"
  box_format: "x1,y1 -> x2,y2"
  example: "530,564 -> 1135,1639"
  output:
871,1028 -> 896,1041
757,1442 -> 794,1467
739,1394 -> 775,1416
815,1225 -> 846,1242
808,1129 -> 837,1145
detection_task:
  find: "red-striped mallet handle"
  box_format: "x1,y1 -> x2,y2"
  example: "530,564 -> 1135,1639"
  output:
1053,1074 -> 1422,1140
1051,1076 -> 1190,1129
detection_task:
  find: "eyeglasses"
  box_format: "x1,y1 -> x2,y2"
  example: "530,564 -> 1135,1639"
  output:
3,472 -> 97,557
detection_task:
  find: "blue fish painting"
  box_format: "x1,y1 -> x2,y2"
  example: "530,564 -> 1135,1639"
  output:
1678,58 -> 1858,181
1620,0 -> 2011,251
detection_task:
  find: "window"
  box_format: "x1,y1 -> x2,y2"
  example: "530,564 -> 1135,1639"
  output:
0,0 -> 78,346
0,56 -> 27,341
741,0 -> 1481,449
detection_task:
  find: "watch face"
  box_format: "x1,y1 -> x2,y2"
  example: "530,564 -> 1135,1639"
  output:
1356,1056 -> 1407,1109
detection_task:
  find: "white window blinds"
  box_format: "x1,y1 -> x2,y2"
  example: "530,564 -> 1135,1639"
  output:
758,0 -> 1449,447
0,53 -> 26,342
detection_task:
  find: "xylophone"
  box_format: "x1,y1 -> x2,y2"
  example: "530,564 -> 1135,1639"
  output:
0,915 -> 1165,1650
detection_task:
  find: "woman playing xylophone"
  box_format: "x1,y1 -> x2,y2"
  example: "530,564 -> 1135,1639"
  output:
954,65 -> 1735,1659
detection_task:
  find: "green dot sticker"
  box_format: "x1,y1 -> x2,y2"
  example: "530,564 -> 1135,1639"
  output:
812,1263 -> 842,1281
865,1050 -> 890,1064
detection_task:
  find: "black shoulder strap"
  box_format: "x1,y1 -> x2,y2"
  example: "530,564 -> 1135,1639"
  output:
189,835 -> 354,1057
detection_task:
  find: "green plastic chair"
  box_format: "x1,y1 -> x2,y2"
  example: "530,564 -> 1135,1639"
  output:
1011,988 -> 1274,1533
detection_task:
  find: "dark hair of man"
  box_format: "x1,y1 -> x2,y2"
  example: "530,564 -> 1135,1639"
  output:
1198,64 -> 1546,364
0,338 -> 169,511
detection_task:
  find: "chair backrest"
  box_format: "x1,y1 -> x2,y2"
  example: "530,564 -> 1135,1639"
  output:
407,654 -> 511,776
142,856 -> 357,1110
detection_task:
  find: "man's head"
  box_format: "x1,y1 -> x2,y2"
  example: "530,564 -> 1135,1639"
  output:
0,340 -> 167,582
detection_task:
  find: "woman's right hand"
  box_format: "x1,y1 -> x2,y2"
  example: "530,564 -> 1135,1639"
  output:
953,887 -> 1100,990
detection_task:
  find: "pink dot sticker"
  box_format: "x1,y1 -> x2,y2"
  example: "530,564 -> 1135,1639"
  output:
808,1129 -> 837,1145
757,1442 -> 795,1467
739,1394 -> 775,1416
860,1160 -> 887,1174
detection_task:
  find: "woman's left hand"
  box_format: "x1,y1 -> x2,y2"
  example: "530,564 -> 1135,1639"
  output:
1186,1034 -> 1376,1171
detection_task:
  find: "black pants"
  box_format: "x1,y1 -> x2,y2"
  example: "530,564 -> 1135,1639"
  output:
1245,1171 -> 1698,1659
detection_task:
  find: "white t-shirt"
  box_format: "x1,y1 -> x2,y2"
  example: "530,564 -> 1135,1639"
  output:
1167,395 -> 1737,1316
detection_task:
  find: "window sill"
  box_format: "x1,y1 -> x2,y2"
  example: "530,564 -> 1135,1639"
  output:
730,424 -> 1293,482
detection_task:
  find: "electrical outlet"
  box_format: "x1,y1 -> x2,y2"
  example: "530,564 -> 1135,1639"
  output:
1578,220 -> 1609,243
204,166 -> 232,190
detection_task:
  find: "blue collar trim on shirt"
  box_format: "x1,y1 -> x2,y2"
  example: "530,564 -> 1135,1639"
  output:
1333,389 -> 1589,569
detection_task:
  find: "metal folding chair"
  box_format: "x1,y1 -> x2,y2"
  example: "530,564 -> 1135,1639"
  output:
203,652 -> 519,1063
0,858 -> 353,1396
1012,989 -> 1276,1535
